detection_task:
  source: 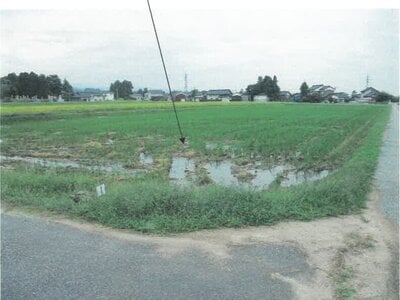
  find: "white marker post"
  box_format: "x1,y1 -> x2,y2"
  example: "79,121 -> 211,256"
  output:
96,184 -> 106,196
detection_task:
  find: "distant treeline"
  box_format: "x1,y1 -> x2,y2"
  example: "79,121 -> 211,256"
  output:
0,72 -> 73,100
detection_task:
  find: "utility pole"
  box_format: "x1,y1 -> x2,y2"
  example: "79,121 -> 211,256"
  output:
366,74 -> 370,89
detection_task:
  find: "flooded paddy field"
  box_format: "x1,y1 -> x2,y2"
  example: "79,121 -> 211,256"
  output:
0,101 -> 391,233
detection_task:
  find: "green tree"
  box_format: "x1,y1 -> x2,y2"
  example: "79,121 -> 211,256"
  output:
62,79 -> 74,101
303,93 -> 323,103
1,73 -> 19,99
36,74 -> 49,99
190,89 -> 199,98
300,82 -> 309,99
375,91 -> 396,103
246,75 -> 281,101
110,80 -> 133,99
46,75 -> 62,96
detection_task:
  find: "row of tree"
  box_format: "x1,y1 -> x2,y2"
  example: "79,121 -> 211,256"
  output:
0,72 -> 73,100
109,80 -> 133,99
246,75 -> 281,100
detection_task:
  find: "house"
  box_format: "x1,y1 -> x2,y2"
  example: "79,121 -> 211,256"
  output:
130,93 -> 144,100
71,91 -> 114,102
231,93 -> 243,101
172,92 -> 187,102
241,94 -> 250,101
90,92 -> 114,102
194,94 -> 206,102
254,93 -> 270,102
206,89 -> 233,101
279,91 -> 292,101
144,90 -> 167,101
71,93 -> 89,101
48,95 -> 64,102
359,87 -> 379,103
309,84 -> 336,98
332,92 -> 350,103
104,92 -> 114,101
291,93 -> 301,102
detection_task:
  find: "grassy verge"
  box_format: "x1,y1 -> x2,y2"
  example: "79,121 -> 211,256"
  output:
0,103 -> 390,233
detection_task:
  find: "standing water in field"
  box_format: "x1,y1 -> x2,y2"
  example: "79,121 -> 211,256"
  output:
169,157 -> 195,185
169,157 -> 330,190
0,156 -> 143,175
246,165 -> 288,190
280,169 -> 330,187
1,154 -> 330,189
139,152 -> 154,165
204,160 -> 239,187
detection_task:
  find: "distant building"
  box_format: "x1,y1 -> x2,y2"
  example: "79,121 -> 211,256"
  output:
71,92 -> 114,102
291,93 -> 301,102
130,93 -> 144,100
240,94 -> 250,101
254,93 -> 270,102
279,91 -> 292,101
332,92 -> 350,103
231,93 -> 243,101
309,84 -> 336,98
144,90 -> 167,101
206,89 -> 233,101
359,87 -> 379,103
172,92 -> 187,102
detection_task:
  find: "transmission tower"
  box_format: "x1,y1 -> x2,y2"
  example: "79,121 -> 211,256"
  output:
184,73 -> 188,93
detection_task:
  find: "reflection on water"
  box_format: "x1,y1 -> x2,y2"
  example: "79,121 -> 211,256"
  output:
139,152 -> 154,165
0,156 -> 142,174
169,157 -> 195,185
1,154 -> 331,190
280,170 -> 330,187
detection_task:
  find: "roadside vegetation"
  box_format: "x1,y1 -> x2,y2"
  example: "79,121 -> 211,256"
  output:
0,102 -> 390,233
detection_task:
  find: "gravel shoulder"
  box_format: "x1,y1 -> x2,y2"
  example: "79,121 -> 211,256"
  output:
375,104 -> 399,223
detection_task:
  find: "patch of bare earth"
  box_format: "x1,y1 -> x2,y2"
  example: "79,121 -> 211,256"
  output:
3,186 -> 397,299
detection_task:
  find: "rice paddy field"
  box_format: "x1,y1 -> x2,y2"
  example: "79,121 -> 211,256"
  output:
0,101 -> 391,233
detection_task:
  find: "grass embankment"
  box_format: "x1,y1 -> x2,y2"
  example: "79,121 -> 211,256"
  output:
0,102 -> 390,233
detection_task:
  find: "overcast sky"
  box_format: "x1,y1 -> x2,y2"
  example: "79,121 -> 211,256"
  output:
0,9 -> 398,94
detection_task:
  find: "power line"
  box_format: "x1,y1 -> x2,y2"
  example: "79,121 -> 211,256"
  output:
146,0 -> 186,144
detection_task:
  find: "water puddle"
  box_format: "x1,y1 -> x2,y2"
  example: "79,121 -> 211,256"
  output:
139,152 -> 154,165
169,157 -> 195,185
0,156 -> 143,175
246,165 -> 288,190
204,161 -> 239,186
1,153 -> 330,189
280,169 -> 330,187
171,158 -> 330,190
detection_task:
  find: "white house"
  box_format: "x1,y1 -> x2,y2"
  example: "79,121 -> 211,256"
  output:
89,92 -> 114,102
309,84 -> 336,98
359,87 -> 379,103
206,89 -> 233,101
254,93 -> 270,102
144,90 -> 166,101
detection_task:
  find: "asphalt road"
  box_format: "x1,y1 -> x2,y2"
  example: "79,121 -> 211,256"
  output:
1,214 -> 312,300
375,104 -> 399,224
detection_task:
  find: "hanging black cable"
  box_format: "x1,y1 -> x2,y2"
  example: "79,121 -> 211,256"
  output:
146,0 -> 186,144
